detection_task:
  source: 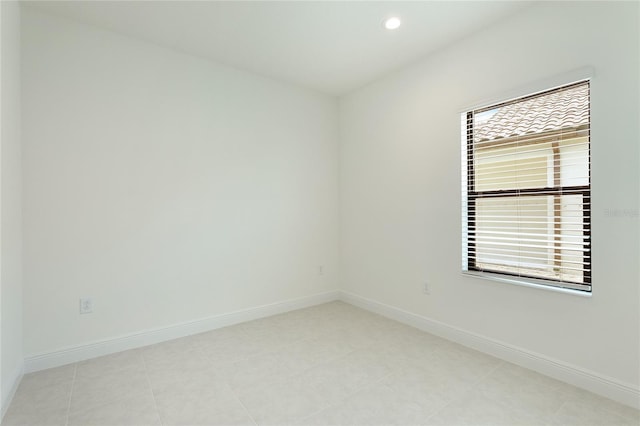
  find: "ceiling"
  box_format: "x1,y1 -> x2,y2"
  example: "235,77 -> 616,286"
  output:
27,1 -> 532,96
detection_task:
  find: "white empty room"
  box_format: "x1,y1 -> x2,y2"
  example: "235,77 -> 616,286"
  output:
1,1 -> 639,425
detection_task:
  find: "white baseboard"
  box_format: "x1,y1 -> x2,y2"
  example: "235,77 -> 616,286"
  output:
24,291 -> 340,373
20,288 -> 640,411
1,363 -> 24,421
339,291 -> 640,410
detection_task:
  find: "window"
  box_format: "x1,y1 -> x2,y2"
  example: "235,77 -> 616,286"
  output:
462,81 -> 591,292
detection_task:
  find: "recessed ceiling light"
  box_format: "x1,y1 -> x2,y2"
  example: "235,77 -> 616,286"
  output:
383,17 -> 401,30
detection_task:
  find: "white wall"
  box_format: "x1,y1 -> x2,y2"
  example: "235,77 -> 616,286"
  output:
340,0 -> 639,391
21,8 -> 339,357
1,0 -> 23,413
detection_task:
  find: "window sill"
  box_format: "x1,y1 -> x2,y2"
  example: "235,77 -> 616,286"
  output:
462,271 -> 592,297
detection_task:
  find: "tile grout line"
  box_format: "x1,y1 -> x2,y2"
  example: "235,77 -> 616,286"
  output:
477,364 -> 589,425
140,352 -> 163,426
474,361 -> 639,424
583,400 -> 639,424
221,320 -> 377,424
65,354 -> 157,415
234,393 -> 259,426
476,374 -> 557,424
190,325 -> 265,426
551,399 -> 568,423
295,361 -> 397,423
275,318 -> 432,422
224,330 -> 363,398
422,359 -> 505,424
231,327 -> 361,396
64,363 -> 78,426
475,359 -> 506,385
597,401 -> 640,422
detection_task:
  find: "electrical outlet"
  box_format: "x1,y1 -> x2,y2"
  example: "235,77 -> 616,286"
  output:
79,297 -> 93,314
423,283 -> 431,295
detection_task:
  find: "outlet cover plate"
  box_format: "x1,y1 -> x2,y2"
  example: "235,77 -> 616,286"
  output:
79,297 -> 93,314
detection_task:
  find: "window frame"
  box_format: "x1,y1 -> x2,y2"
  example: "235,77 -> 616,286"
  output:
461,80 -> 592,293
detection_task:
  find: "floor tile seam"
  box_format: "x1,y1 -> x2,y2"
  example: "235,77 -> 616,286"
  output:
66,367 -> 159,423
421,361 -> 500,425
140,349 -> 165,426
549,399 -> 568,423
282,341 -> 361,377
333,372 -> 395,407
457,359 -> 505,406
228,363 -> 303,399
591,402 -> 640,422
218,343 -> 328,395
71,368 -> 151,392
270,344 -> 362,388
470,360 -> 570,421
190,329 -> 249,355
239,324 -> 289,343
580,392 -> 640,422
140,338 -> 202,362
293,370 -> 397,424
364,370 -> 397,394
238,335 -> 318,365
66,384 -> 156,418
196,345 -> 254,366
189,341 -> 211,364
221,347 -> 307,399
293,399 -> 336,424
474,386 -> 563,424
73,362 -> 147,383
226,373 -> 290,397
241,360 -> 396,425
13,370 -> 80,396
64,363 -> 78,426
420,386 -> 464,425
478,385 -> 555,424
233,391 -> 259,426
472,359 -> 505,386
198,352 -> 236,373
201,337 -> 308,367
478,372 -> 588,417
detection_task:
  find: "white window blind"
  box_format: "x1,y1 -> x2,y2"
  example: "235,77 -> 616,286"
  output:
462,81 -> 591,292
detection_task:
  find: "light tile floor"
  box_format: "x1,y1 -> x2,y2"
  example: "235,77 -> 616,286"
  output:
3,301 -> 639,426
